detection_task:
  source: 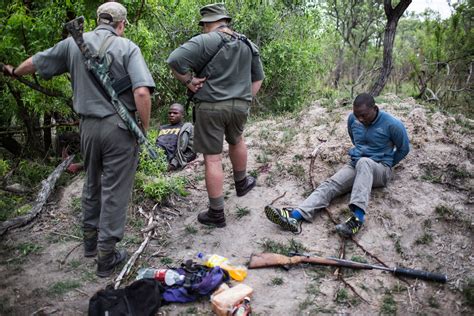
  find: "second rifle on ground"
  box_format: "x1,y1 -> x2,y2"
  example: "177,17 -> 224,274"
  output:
248,252 -> 447,283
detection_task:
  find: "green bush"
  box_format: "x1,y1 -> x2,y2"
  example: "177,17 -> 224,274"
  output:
0,160 -> 9,178
13,160 -> 53,188
137,129 -> 168,175
230,3 -> 324,113
142,175 -> 187,202
0,192 -> 26,221
134,129 -> 188,203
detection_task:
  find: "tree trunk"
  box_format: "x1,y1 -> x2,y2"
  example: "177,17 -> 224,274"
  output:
370,0 -> 412,97
333,46 -> 345,88
43,113 -> 52,154
6,82 -> 44,157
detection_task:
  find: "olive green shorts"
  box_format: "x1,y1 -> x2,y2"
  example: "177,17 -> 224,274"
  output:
193,99 -> 250,154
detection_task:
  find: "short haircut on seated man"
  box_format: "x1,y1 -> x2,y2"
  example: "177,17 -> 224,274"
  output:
353,93 -> 375,108
170,103 -> 184,113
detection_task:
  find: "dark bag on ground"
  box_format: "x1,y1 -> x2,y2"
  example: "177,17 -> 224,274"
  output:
88,279 -> 163,316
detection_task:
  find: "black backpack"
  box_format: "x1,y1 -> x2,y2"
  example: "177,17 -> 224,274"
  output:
88,279 -> 163,316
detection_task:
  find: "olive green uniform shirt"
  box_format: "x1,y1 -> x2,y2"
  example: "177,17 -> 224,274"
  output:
32,24 -> 155,243
167,31 -> 264,102
33,25 -> 155,117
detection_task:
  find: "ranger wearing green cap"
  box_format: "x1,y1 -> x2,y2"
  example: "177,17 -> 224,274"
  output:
3,2 -> 155,277
167,3 -> 265,228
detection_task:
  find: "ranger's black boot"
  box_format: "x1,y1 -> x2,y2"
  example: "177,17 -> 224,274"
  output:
83,228 -> 98,257
235,176 -> 256,197
197,208 -> 226,227
96,243 -> 127,278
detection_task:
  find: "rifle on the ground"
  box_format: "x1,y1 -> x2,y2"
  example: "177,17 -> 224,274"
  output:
248,253 -> 447,283
64,16 -> 157,159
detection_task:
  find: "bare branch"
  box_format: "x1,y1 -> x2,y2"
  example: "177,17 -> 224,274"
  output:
0,155 -> 74,236
425,87 -> 439,101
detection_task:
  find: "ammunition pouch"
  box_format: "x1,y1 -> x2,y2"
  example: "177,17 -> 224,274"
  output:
112,74 -> 132,95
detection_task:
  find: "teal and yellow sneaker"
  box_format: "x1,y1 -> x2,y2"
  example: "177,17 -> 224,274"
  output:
264,205 -> 302,234
335,216 -> 363,237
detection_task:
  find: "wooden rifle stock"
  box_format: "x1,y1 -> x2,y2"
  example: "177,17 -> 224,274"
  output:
248,253 -> 447,283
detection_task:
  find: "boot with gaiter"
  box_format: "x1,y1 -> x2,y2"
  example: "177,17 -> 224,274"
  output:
235,176 -> 256,197
96,241 -> 128,278
197,208 -> 226,228
83,228 -> 98,257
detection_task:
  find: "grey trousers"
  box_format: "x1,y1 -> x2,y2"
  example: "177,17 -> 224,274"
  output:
80,114 -> 139,244
298,157 -> 392,221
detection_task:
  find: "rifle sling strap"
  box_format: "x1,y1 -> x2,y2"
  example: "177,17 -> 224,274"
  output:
98,34 -> 133,96
98,34 -> 116,59
85,34 -> 132,109
186,28 -> 253,115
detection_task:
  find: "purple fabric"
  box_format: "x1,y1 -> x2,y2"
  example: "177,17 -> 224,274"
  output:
162,267 -> 227,303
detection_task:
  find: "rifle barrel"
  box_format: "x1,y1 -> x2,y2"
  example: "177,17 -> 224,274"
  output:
252,253 -> 447,283
301,255 -> 447,283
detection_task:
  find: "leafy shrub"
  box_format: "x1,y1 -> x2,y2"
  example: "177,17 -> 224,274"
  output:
13,160 -> 53,188
0,160 -> 9,178
134,129 -> 188,203
0,192 -> 25,221
142,175 -> 187,202
137,129 -> 168,175
262,35 -> 322,112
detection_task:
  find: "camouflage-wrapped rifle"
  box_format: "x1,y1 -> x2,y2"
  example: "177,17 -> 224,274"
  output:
248,253 -> 448,283
65,16 -> 157,160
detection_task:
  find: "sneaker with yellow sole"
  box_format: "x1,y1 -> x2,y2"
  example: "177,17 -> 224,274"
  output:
264,205 -> 302,234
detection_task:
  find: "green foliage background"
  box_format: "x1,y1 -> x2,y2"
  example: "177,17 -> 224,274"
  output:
0,0 -> 472,214
1,1 -> 471,130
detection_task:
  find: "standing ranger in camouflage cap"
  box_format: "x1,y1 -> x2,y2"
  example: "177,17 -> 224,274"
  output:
167,3 -> 264,228
3,2 -> 155,277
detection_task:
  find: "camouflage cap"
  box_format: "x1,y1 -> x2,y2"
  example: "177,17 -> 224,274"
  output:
198,3 -> 232,26
97,2 -> 129,25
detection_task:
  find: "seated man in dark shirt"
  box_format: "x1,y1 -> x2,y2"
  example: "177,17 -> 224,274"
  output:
156,103 -> 196,170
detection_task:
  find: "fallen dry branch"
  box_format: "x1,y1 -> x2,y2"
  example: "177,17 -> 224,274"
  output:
2,183 -> 31,194
51,230 -> 82,240
269,191 -> 287,205
339,276 -> 370,305
141,221 -> 159,233
0,122 -> 79,136
114,207 -> 153,289
60,242 -> 82,267
114,231 -> 152,289
160,208 -> 180,217
334,239 -> 370,305
334,237 -> 346,276
323,208 -> 389,267
0,155 -> 74,236
323,209 -> 411,285
349,237 -> 389,268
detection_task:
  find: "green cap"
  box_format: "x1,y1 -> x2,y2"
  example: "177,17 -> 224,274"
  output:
97,2 -> 129,25
198,3 -> 232,26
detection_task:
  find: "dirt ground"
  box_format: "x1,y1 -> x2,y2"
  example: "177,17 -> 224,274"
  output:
0,94 -> 473,315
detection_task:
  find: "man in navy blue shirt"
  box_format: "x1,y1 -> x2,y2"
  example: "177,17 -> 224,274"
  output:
265,93 -> 410,236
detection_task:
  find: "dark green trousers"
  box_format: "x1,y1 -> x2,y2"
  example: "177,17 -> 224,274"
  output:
80,114 -> 138,245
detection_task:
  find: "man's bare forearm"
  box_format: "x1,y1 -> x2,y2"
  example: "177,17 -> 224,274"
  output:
170,68 -> 206,93
134,86 -> 152,131
171,68 -> 192,85
3,57 -> 36,77
252,80 -> 263,97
